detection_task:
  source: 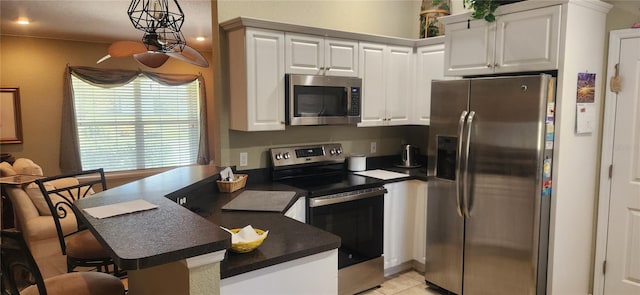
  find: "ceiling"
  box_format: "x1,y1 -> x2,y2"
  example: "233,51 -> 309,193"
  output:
0,0 -> 213,52
2,0 -> 640,54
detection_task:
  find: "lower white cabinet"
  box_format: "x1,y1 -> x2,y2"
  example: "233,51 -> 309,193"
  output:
221,249 -> 337,294
383,180 -> 427,274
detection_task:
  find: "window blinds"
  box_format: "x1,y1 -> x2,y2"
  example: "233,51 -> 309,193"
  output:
71,75 -> 200,172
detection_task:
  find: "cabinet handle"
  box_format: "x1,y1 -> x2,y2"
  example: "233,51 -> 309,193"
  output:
494,64 -> 499,67
486,64 -> 492,68
319,67 -> 325,70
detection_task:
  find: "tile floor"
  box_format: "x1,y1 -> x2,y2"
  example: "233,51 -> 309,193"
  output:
361,270 -> 443,295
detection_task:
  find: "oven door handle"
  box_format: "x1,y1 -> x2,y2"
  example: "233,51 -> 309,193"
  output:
308,187 -> 387,207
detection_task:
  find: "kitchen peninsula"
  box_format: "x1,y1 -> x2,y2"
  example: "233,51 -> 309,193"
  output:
74,165 -> 340,295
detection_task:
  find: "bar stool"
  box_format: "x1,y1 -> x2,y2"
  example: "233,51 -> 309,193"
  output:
1,229 -> 125,295
34,169 -> 119,274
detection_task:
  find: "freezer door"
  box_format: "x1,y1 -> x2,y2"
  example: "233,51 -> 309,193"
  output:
463,75 -> 550,295
425,79 -> 469,294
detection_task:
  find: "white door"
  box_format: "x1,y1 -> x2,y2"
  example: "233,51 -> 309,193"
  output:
603,34 -> 640,294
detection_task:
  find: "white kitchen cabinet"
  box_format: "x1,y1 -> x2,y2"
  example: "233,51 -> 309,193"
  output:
221,250 -> 337,294
444,5 -> 560,76
284,197 -> 305,223
227,28 -> 286,131
358,43 -> 413,127
383,181 -> 413,273
414,40 -> 447,125
383,180 -> 428,275
285,33 -> 358,77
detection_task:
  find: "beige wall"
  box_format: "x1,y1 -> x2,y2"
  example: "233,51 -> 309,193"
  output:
0,36 -> 215,177
219,0 -> 422,39
0,1 -> 428,176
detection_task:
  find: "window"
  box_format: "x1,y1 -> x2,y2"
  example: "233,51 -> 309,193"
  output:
71,75 -> 200,172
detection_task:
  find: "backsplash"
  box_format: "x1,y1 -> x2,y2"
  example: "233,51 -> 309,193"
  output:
221,125 -> 429,169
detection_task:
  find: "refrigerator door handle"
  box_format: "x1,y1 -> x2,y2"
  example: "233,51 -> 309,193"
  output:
455,110 -> 468,217
462,111 -> 475,218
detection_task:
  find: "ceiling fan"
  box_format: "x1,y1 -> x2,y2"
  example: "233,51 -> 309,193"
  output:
97,0 -> 208,68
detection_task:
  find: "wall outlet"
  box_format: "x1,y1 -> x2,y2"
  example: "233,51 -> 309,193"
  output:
240,152 -> 248,167
370,142 -> 377,153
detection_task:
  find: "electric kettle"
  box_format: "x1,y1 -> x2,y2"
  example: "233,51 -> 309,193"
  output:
398,144 -> 420,168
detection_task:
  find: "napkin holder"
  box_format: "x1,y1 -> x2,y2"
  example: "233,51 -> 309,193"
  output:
216,174 -> 248,193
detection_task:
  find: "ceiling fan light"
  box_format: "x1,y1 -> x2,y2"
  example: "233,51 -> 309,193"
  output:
128,0 -> 184,33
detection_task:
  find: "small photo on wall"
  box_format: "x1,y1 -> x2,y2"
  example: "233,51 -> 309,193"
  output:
576,72 -> 596,103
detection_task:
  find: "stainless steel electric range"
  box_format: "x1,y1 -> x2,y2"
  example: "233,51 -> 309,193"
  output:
271,143 -> 386,295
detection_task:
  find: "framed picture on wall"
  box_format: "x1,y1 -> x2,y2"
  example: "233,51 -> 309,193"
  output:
1,88 -> 23,144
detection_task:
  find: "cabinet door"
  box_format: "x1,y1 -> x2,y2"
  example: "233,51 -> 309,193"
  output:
494,5 -> 560,73
383,181 -> 413,272
414,43 -> 446,125
230,28 -> 285,131
444,19 -> 495,76
385,45 -> 413,126
285,33 -> 324,75
324,38 -> 359,77
358,42 -> 386,127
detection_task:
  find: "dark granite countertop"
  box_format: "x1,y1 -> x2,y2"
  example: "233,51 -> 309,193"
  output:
74,159 -> 425,276
177,181 -> 341,279
75,165 -> 341,278
75,165 -> 231,270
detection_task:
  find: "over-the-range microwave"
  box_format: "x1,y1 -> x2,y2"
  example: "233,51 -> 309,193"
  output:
285,74 -> 362,126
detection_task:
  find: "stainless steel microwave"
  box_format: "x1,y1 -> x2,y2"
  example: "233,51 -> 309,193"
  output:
285,74 -> 362,126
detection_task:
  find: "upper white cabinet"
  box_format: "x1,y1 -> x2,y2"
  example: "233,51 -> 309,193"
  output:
358,43 -> 413,127
444,5 -> 561,76
227,28 -> 286,131
414,39 -> 447,125
285,33 -> 359,77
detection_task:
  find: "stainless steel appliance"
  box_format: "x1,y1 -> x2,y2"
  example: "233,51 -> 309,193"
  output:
271,143 -> 385,295
425,75 -> 555,295
398,144 -> 420,168
285,74 -> 362,126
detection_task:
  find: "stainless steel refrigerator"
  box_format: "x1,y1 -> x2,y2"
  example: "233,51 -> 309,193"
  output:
425,75 -> 555,295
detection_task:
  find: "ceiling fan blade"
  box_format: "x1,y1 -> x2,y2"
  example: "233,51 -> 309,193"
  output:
133,52 -> 170,68
108,41 -> 148,58
167,46 -> 209,67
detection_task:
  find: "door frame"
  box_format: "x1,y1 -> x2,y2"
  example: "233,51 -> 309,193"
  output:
592,28 -> 640,295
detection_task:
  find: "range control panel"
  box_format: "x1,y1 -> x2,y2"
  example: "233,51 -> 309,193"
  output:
270,143 -> 345,168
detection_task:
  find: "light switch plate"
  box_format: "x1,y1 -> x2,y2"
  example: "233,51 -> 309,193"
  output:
240,152 -> 248,166
370,142 -> 377,153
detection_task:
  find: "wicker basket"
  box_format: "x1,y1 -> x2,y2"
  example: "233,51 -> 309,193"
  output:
216,174 -> 248,193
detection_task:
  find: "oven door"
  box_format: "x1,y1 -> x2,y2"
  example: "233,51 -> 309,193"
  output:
307,187 -> 385,269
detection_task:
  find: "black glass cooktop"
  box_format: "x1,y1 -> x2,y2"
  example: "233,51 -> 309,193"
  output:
278,172 -> 384,197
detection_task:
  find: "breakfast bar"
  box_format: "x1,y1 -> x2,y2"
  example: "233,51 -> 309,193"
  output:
74,165 -> 341,295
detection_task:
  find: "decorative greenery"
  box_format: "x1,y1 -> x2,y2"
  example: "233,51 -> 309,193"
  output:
431,0 -> 450,11
463,0 -> 501,22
